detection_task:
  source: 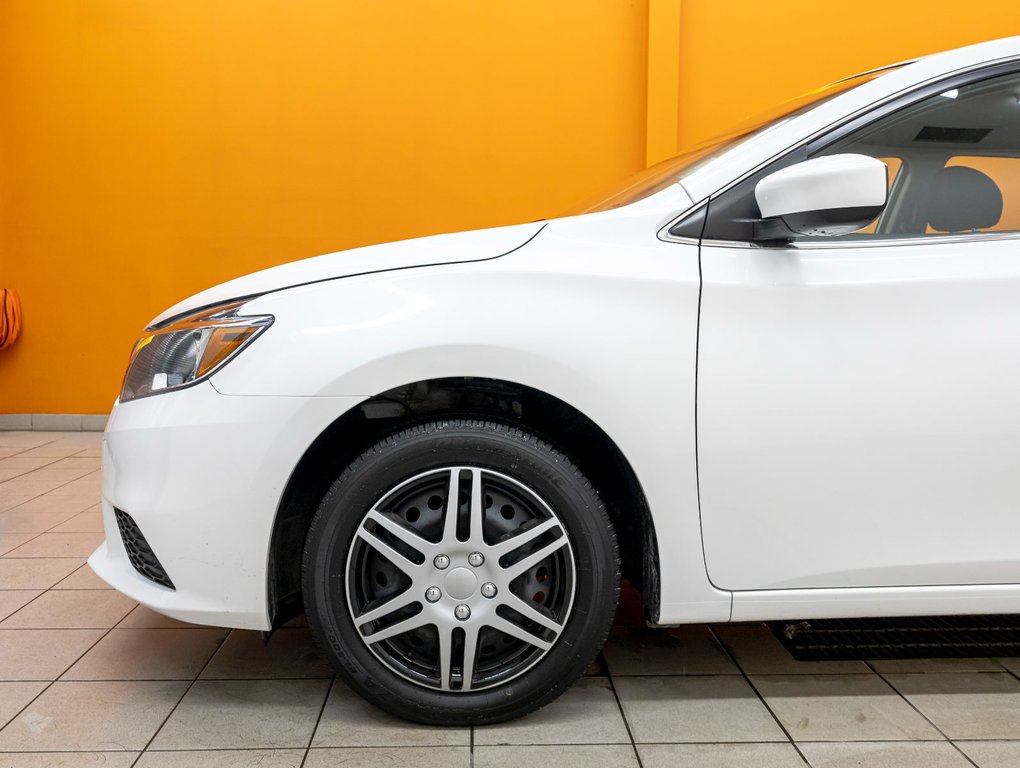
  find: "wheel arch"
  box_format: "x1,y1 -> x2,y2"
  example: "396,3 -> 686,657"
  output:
267,376 -> 659,629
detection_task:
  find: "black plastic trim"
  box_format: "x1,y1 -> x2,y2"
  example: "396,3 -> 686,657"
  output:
115,508 -> 176,590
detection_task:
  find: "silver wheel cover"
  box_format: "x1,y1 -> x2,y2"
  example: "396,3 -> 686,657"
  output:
344,466 -> 577,692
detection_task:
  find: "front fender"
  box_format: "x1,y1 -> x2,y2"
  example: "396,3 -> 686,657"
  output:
211,215 -> 730,623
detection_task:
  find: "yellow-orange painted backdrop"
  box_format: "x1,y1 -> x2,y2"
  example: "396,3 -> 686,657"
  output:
2,1 -> 1019,414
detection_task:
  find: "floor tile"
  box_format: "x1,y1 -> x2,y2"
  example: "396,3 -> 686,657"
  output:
638,743 -> 806,768
0,533 -> 35,556
0,494 -> 40,514
799,741 -> 973,768
48,474 -> 101,498
956,740 -> 1020,768
1,589 -> 135,628
49,510 -> 104,534
0,479 -> 69,499
200,628 -> 333,679
474,677 -> 629,746
150,678 -> 331,750
0,591 -> 41,621
52,564 -> 111,590
15,442 -> 92,460
713,625 -> 870,675
0,468 -> 33,482
15,468 -> 94,485
0,680 -> 187,751
752,674 -> 941,742
613,675 -> 786,743
0,500 -> 91,528
304,747 -> 470,768
0,753 -> 139,767
887,672 -> 1020,739
993,658 -> 1020,674
45,457 -> 102,471
869,658 -> 1005,673
603,626 -> 739,676
0,681 -> 48,728
0,559 -> 83,589
5,532 -> 104,558
117,604 -> 198,629
63,628 -> 228,680
135,749 -> 305,767
0,432 -> 57,449
475,744 -> 639,768
0,457 -> 60,470
0,629 -> 105,680
312,681 -> 469,747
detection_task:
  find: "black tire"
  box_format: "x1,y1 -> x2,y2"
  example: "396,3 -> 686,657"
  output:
301,418 -> 620,725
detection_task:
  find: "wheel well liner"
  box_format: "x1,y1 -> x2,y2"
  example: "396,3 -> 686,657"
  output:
267,377 -> 659,628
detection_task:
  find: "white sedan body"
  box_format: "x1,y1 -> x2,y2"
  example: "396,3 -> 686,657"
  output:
91,35 -> 1020,633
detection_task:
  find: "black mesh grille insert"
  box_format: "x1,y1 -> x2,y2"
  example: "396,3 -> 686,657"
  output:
771,616 -> 1020,660
115,508 -> 175,590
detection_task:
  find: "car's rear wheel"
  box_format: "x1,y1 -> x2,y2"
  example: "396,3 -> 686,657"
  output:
302,419 -> 619,724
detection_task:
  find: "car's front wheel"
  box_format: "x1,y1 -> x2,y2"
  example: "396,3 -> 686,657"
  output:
301,419 -> 619,724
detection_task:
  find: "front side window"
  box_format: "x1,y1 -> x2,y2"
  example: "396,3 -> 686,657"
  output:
804,71 -> 1020,240
700,68 -> 1020,243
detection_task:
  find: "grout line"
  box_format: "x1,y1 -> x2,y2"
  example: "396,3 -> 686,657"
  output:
605,665 -> 645,768
865,661 -> 981,768
299,675 -> 336,768
0,450 -> 90,553
0,473 -> 101,524
0,609 -> 122,741
707,626 -> 812,767
0,738 -> 979,750
129,625 -> 235,764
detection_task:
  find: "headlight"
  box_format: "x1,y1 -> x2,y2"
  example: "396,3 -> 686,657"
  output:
120,301 -> 273,403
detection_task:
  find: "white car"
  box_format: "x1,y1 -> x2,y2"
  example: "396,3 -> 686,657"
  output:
91,36 -> 1020,724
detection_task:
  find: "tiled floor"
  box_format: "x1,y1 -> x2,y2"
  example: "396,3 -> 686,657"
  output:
2,432 -> 1020,767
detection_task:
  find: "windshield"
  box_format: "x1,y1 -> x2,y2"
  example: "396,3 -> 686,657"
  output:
571,63 -> 909,215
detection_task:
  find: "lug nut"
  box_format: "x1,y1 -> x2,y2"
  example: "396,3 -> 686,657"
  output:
434,554 -> 450,569
468,552 -> 485,567
481,582 -> 497,598
425,586 -> 442,603
454,604 -> 471,621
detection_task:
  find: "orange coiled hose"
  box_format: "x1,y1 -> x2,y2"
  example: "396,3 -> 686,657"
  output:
0,288 -> 22,350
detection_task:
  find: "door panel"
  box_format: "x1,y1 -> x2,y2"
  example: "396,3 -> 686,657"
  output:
698,236 -> 1020,591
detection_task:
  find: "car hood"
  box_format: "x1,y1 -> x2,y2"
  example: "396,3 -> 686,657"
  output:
149,220 -> 546,327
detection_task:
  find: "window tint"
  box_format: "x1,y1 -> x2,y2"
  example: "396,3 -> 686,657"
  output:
937,156 -> 1020,231
700,69 -> 1020,243
810,71 -> 1020,239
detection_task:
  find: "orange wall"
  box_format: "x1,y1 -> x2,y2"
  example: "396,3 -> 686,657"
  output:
2,1 -> 1019,414
675,1 -> 1020,153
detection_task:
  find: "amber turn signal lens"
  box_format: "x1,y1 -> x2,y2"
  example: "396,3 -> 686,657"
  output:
119,302 -> 273,403
197,326 -> 262,378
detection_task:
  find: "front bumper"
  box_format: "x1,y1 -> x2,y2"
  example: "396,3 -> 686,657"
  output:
88,380 -> 363,630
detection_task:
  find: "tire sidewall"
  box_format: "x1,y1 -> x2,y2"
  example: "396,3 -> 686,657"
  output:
302,420 -> 618,724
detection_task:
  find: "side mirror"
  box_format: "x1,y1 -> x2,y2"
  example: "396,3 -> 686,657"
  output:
753,154 -> 888,240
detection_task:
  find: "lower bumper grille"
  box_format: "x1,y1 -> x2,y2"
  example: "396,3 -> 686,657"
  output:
115,508 -> 176,590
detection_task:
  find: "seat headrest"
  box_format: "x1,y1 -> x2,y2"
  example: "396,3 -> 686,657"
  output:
926,165 -> 1003,233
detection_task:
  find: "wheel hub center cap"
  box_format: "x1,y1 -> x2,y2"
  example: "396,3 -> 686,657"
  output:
444,567 -> 478,600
